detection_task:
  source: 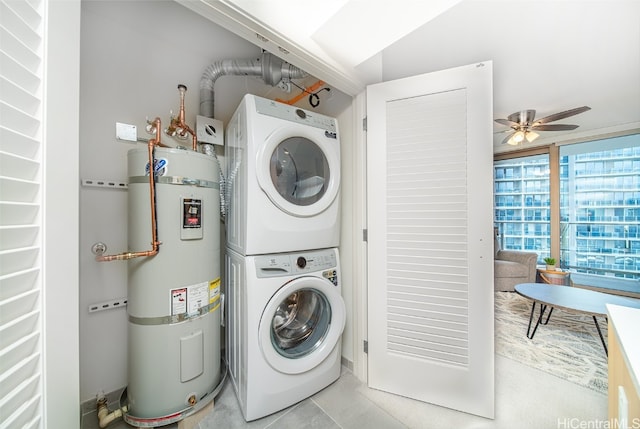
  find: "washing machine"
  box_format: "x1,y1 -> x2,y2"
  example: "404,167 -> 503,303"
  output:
226,247 -> 345,421
225,94 -> 341,255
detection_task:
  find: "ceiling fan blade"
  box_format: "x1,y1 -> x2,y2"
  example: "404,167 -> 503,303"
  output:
500,133 -> 515,145
494,118 -> 518,127
531,124 -> 580,131
533,106 -> 591,125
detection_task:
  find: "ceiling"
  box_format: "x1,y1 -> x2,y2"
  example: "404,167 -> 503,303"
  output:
179,0 -> 640,150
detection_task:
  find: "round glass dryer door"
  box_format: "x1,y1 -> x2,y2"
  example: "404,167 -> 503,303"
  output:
271,138 -> 329,206
259,277 -> 345,374
257,128 -> 340,217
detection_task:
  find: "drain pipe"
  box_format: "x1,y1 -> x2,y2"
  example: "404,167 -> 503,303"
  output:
96,393 -> 128,428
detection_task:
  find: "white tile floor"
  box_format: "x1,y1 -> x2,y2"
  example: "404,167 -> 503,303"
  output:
81,357 -> 607,429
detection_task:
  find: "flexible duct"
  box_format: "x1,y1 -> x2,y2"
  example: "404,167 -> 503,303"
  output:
199,52 -> 308,220
199,51 -> 308,118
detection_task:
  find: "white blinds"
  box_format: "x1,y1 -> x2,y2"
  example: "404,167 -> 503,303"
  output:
0,0 -> 44,428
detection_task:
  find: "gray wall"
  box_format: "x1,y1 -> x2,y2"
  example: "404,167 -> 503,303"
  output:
79,0 -> 352,402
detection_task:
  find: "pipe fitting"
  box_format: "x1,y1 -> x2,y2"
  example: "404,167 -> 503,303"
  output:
96,394 -> 128,428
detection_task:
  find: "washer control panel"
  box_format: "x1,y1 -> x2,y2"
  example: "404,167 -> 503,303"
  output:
255,249 -> 338,279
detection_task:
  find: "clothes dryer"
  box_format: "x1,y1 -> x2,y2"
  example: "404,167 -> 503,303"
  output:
225,247 -> 345,421
225,94 -> 340,255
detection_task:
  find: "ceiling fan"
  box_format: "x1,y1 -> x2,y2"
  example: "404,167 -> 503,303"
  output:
494,106 -> 591,145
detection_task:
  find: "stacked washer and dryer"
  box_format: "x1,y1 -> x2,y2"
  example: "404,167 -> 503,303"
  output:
224,94 -> 346,421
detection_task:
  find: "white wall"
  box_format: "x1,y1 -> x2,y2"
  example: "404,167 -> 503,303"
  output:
79,0 -> 353,402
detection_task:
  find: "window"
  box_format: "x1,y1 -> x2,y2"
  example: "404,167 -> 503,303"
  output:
494,154 -> 550,262
494,134 -> 640,294
560,135 -> 640,286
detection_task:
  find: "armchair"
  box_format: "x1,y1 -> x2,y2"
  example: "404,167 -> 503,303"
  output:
494,249 -> 538,292
493,229 -> 538,291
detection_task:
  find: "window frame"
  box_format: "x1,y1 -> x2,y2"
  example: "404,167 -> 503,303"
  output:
494,133 -> 640,294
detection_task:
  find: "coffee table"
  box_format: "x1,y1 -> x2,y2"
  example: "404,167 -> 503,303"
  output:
514,283 -> 640,355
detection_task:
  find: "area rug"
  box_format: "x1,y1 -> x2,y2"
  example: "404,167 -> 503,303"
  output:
495,291 -> 608,395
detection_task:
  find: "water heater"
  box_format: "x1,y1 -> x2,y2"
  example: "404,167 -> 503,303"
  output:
124,146 -> 221,425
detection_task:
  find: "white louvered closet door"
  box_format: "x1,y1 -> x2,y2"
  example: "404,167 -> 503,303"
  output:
0,1 -> 45,427
366,62 -> 494,418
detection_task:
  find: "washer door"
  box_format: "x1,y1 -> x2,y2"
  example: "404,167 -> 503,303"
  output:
259,276 -> 345,374
256,127 -> 340,217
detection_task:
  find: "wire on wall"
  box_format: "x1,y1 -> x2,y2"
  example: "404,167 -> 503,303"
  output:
276,80 -> 330,108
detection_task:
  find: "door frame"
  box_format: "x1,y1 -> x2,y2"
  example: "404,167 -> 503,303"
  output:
351,92 -> 369,381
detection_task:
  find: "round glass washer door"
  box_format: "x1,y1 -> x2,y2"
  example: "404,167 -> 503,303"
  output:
259,276 -> 345,375
256,127 -> 340,217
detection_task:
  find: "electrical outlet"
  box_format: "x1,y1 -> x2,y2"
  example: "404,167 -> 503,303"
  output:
196,115 -> 224,146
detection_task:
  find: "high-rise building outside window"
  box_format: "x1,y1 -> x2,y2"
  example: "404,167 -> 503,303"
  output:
560,135 -> 640,293
494,133 -> 640,295
494,154 -> 550,260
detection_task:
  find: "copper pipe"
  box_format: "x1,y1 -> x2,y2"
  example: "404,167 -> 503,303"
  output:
97,117 -> 162,262
171,84 -> 198,151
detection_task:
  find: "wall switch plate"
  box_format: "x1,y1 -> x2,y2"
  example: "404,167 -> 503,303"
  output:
116,122 -> 137,142
196,115 -> 224,146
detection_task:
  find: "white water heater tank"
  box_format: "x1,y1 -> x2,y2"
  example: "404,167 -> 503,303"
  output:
125,147 -> 221,423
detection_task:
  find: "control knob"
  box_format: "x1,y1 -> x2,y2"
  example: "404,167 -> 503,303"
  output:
296,256 -> 307,268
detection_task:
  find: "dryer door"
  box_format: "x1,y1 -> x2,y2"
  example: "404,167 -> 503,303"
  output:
259,276 -> 345,374
256,127 -> 340,217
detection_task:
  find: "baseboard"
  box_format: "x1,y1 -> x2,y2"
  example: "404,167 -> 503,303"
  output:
80,387 -> 125,417
341,356 -> 354,372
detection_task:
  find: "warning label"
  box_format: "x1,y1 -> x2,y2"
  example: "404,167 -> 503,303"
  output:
171,288 -> 187,316
209,278 -> 221,312
188,282 -> 209,314
170,282 -> 210,316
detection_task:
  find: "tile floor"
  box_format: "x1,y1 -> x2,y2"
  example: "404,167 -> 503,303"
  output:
82,356 -> 607,429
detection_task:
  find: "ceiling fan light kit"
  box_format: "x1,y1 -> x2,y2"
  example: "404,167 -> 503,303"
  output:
496,106 -> 591,145
507,130 -> 540,145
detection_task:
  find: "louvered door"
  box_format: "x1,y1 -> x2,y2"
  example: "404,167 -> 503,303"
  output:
0,1 -> 45,427
366,62 -> 494,418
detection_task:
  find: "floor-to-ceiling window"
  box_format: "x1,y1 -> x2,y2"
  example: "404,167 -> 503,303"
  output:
494,134 -> 640,295
559,135 -> 640,294
494,154 -> 551,263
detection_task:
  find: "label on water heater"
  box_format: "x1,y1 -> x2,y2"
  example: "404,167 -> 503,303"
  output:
170,281 -> 210,317
181,197 -> 203,240
171,288 -> 188,316
209,278 -> 221,313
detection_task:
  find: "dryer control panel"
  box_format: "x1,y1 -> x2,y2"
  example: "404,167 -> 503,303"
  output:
254,95 -> 337,134
255,249 -> 338,279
